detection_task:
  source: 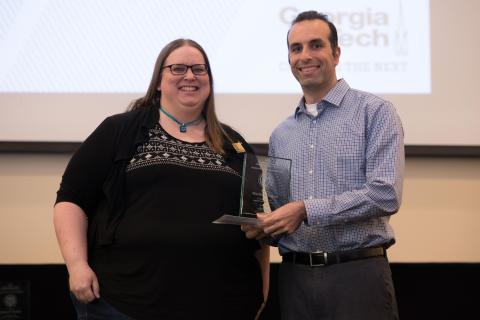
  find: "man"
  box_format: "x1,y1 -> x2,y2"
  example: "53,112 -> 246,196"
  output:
242,11 -> 404,320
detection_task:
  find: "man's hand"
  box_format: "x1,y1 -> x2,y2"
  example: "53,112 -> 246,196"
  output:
261,201 -> 306,236
241,201 -> 307,239
241,215 -> 268,240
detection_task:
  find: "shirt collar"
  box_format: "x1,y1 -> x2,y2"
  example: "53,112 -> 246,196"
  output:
294,79 -> 350,118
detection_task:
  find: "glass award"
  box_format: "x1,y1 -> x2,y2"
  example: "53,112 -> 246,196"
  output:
213,153 -> 291,226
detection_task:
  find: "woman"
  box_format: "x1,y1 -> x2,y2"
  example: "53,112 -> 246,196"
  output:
54,39 -> 269,320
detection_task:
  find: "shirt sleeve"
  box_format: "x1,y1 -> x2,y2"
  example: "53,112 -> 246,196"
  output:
55,116 -> 119,217
304,101 -> 405,227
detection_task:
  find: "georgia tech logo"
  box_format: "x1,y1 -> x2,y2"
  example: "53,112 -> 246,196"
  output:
279,6 -> 400,49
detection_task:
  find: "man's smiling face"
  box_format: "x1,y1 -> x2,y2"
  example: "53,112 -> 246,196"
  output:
288,19 -> 340,95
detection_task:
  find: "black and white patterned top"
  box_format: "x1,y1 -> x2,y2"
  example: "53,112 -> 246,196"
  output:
127,123 -> 239,177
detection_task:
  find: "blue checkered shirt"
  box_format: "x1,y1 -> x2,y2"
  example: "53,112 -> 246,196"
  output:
268,79 -> 404,254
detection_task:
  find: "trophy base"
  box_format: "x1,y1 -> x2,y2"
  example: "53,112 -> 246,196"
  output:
212,214 -> 261,226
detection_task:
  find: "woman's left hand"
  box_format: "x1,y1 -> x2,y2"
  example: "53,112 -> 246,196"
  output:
254,301 -> 266,320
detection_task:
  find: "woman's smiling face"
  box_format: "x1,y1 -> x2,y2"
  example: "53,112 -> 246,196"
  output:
158,45 -> 211,112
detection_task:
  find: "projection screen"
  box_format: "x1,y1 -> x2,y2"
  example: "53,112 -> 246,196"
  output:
0,0 -> 479,151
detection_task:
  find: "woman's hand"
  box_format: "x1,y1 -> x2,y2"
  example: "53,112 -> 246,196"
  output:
54,202 -> 98,303
255,301 -> 266,320
68,261 -> 100,303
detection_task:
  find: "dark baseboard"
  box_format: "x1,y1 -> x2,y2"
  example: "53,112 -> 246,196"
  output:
0,264 -> 74,320
1,263 -> 478,319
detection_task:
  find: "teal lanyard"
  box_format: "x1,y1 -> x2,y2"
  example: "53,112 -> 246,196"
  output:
159,107 -> 203,132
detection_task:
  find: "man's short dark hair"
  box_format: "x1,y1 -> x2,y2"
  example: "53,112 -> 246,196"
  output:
288,10 -> 338,54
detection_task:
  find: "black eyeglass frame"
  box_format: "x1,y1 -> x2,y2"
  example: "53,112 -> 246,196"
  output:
162,64 -> 209,75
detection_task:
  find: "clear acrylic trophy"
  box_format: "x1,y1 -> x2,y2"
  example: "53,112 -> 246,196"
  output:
213,153 -> 291,226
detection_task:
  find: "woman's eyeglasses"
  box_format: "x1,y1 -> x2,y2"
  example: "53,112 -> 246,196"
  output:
162,64 -> 208,75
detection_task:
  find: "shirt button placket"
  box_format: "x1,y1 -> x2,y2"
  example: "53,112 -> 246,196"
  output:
307,117 -> 317,201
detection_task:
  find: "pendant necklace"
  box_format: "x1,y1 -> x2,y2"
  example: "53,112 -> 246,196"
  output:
159,107 -> 203,133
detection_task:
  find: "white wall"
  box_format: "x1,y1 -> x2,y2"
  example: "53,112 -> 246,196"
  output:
1,154 -> 479,264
